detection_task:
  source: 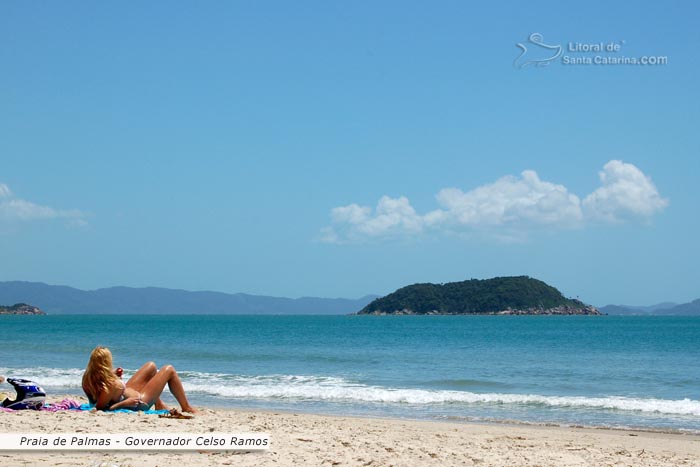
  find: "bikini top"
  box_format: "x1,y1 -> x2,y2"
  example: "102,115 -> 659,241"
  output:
116,379 -> 127,403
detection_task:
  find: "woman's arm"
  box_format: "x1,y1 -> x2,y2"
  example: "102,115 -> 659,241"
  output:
108,396 -> 140,410
82,384 -> 95,406
94,390 -> 113,411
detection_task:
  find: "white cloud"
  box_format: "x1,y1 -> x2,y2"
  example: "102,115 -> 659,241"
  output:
428,170 -> 583,229
582,160 -> 669,222
0,182 -> 86,225
323,196 -> 423,243
321,160 -> 667,243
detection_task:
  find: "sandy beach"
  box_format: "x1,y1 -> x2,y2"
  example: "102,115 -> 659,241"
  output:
0,396 -> 698,467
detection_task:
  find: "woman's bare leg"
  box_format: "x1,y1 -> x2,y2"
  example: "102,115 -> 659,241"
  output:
140,365 -> 196,413
125,362 -> 167,410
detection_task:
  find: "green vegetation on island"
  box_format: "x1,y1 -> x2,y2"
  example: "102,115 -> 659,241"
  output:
0,303 -> 46,315
358,276 -> 600,315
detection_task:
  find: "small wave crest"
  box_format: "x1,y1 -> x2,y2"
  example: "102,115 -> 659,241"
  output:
180,372 -> 700,417
0,367 -> 84,388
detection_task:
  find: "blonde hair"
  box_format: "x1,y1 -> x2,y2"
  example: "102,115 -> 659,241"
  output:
82,346 -> 117,403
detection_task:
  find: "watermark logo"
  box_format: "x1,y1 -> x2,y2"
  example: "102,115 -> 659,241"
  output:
514,33 -> 668,68
514,33 -> 562,69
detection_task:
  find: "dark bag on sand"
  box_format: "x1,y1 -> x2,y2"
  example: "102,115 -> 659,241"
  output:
1,378 -> 46,410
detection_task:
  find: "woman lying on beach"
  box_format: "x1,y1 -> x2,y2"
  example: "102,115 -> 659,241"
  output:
82,346 -> 196,413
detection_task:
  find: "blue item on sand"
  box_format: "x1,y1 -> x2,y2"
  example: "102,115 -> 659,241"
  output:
1,378 -> 46,410
78,403 -> 169,415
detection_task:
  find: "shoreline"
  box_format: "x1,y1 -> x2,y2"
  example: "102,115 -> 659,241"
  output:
8,390 -> 700,436
1,396 -> 699,466
207,403 -> 700,437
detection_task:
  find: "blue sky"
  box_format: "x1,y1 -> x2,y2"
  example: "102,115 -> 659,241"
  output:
1,2 -> 698,305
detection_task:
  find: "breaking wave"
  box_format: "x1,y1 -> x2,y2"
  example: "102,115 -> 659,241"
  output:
3,367 -> 699,417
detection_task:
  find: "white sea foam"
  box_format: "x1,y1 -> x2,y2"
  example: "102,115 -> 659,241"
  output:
3,367 -> 699,417
0,367 -> 83,388
179,372 -> 700,417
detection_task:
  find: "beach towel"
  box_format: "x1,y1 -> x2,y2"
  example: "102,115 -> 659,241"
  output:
78,403 -> 169,415
42,398 -> 81,411
0,398 -> 80,412
0,398 -> 168,415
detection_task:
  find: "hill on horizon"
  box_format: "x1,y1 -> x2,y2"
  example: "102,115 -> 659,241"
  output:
358,276 -> 599,315
0,281 -> 377,315
600,300 -> 700,316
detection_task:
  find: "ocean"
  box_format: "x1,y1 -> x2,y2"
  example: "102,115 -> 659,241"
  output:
1,315 -> 698,432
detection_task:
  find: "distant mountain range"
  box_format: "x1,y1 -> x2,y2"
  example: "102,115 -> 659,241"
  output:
2,280 -> 697,316
0,281 -> 377,315
600,300 -> 700,316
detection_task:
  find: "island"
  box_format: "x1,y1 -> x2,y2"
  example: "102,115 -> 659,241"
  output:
357,276 -> 600,315
0,303 -> 46,315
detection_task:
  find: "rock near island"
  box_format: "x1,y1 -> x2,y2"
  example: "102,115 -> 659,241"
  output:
0,303 -> 46,315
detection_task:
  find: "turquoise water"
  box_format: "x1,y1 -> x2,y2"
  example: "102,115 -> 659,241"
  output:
1,315 -> 699,432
